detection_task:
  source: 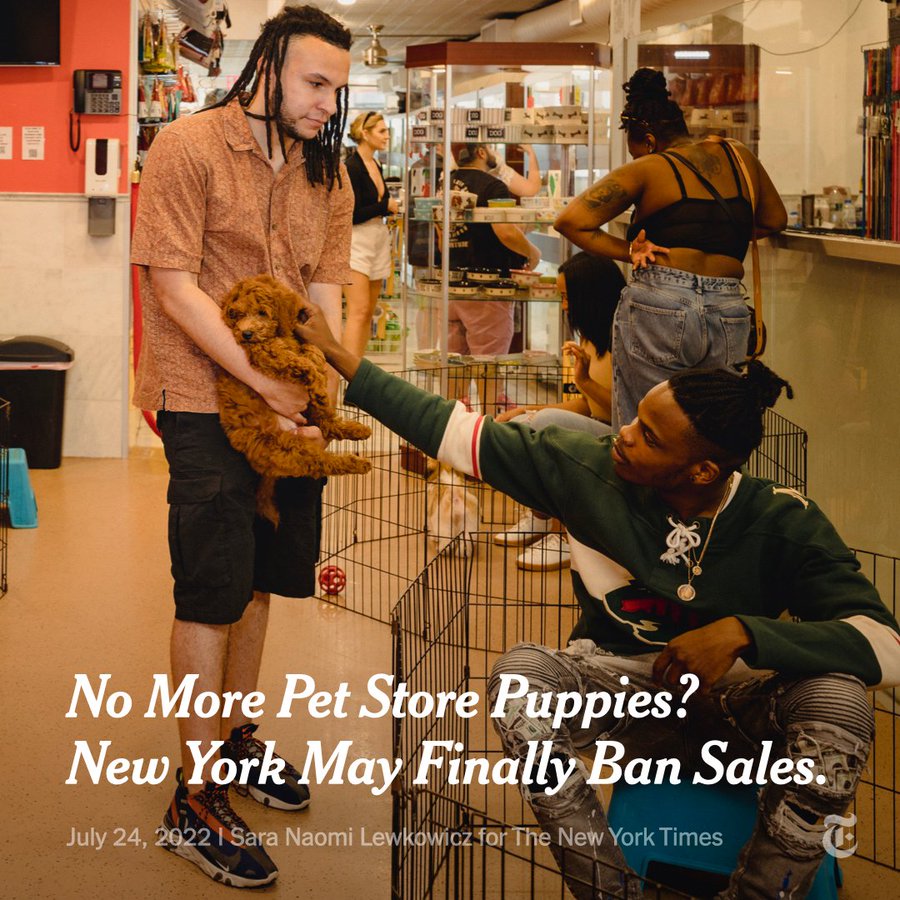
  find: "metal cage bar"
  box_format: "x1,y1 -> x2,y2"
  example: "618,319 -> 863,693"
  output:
318,362 -> 895,895
850,550 -> 899,871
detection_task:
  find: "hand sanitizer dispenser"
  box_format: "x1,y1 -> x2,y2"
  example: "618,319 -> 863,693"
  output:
85,138 -> 120,236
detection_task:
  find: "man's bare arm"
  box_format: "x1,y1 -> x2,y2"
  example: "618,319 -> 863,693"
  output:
150,267 -> 311,424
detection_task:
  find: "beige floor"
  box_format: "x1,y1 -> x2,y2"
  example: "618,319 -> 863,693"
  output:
3,453 -> 391,899
3,453 -> 900,899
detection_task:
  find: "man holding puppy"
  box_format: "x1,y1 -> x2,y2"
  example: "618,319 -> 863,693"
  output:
131,6 -> 353,887
295,305 -> 900,900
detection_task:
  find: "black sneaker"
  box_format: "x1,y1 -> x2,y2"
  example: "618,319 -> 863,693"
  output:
223,723 -> 311,811
159,768 -> 278,888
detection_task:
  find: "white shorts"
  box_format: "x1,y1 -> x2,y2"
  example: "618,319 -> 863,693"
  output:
350,218 -> 392,281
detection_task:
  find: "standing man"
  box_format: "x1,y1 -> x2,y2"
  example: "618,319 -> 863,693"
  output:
446,143 -> 541,360
131,6 -> 353,888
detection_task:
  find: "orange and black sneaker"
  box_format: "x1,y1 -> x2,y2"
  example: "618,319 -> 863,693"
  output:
159,768 -> 278,888
223,723 -> 311,811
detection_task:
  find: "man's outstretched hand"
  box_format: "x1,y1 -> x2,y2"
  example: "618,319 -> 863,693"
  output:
652,617 -> 753,694
295,302 -> 362,383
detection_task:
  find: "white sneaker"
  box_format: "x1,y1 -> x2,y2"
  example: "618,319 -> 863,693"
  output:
493,511 -> 554,547
516,533 -> 571,571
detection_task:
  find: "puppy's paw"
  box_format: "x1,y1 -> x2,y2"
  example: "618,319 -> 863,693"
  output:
321,419 -> 371,441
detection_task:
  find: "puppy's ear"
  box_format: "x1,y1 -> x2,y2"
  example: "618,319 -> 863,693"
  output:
222,284 -> 242,317
273,284 -> 304,338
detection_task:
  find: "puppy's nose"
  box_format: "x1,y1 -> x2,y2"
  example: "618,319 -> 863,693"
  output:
241,330 -> 254,341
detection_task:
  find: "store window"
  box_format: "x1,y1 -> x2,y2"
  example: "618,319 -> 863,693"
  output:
639,0 -> 889,238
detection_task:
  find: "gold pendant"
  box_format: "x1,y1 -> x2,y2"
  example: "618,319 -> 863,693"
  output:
677,583 -> 696,602
692,564 -> 703,576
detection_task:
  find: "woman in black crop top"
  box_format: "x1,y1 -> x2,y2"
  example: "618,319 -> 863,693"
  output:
555,69 -> 786,429
342,111 -> 400,357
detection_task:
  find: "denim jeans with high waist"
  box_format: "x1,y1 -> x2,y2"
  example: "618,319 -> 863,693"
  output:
611,265 -> 751,430
489,641 -> 873,900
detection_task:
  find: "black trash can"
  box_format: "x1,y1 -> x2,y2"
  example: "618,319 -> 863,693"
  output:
0,336 -> 75,469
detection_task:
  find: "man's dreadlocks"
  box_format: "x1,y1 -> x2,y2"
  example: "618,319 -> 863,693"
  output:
670,360 -> 794,469
206,5 -> 351,189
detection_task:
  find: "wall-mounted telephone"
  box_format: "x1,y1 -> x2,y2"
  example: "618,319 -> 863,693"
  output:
73,70 -> 123,115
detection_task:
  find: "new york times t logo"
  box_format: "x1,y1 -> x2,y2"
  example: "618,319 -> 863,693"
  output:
823,813 -> 857,859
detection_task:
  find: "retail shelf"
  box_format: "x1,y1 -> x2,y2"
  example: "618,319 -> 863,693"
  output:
778,230 -> 900,266
411,290 -> 562,303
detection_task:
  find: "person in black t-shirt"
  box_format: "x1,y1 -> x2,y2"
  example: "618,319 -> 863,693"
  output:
446,144 -> 541,359
449,143 -> 540,276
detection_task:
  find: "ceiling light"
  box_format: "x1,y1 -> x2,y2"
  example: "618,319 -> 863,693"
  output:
673,50 -> 711,60
336,0 -> 356,5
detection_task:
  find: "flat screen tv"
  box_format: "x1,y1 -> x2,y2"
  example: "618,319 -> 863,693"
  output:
0,0 -> 61,67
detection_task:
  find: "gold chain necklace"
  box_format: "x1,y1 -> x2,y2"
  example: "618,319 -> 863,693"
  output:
676,474 -> 734,602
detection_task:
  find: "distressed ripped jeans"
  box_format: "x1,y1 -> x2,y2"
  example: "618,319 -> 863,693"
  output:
488,640 -> 873,900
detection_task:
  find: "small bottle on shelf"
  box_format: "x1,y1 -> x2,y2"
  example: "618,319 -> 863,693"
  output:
842,199 -> 855,229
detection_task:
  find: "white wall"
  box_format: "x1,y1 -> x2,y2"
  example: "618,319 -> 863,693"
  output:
746,0 -> 886,196
0,195 -> 131,459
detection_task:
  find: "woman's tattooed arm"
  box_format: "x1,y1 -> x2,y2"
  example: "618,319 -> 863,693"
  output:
582,178 -> 629,212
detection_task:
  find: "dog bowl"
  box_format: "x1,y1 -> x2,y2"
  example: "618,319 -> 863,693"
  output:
416,278 -> 442,296
509,269 -> 541,288
466,267 -> 501,283
449,280 -> 478,297
530,282 -> 559,300
484,280 -> 517,298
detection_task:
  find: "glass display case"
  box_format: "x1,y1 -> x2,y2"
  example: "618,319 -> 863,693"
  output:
400,41 -> 613,373
637,43 -> 760,154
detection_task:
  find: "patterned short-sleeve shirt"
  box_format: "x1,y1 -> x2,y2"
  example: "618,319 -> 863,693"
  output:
131,100 -> 353,412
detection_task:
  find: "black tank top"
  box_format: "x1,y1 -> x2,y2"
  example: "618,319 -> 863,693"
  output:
626,146 -> 753,261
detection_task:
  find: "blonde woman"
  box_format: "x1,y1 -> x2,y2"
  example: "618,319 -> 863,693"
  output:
342,111 -> 399,356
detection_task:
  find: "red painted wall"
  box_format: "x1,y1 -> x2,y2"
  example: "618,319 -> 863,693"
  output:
0,0 -> 131,194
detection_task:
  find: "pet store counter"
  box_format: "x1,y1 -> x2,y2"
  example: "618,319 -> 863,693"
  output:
778,230 -> 900,266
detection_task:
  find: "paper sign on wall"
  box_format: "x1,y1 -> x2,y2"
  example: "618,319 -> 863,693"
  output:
22,126 -> 45,161
0,127 -> 12,160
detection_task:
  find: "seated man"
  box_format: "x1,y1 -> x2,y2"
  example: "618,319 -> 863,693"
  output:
296,307 -> 899,900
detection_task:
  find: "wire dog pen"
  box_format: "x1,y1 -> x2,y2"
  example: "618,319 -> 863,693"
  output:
390,542 -> 690,900
315,363 -> 868,898
389,540 -> 900,899
851,550 -> 900,872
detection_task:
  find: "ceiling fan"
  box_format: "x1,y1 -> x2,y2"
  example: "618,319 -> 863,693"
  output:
360,25 -> 402,69
356,26 -> 474,69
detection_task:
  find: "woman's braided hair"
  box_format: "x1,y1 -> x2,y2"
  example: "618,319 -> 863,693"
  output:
670,361 -> 794,465
206,5 -> 351,189
619,67 -> 689,145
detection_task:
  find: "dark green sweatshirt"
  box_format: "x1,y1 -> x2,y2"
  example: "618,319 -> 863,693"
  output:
347,360 -> 900,688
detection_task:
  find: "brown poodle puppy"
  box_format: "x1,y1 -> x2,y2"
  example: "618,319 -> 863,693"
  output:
217,274 -> 371,524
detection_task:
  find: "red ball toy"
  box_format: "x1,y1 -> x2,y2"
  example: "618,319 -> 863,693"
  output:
318,565 -> 347,596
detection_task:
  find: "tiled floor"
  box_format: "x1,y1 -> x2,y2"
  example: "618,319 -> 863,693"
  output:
3,453 -> 899,899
